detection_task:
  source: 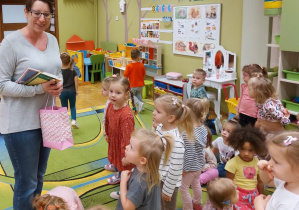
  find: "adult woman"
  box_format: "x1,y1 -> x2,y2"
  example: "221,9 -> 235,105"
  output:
0,0 -> 62,209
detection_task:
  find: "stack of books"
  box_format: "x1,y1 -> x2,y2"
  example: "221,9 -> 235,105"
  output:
17,68 -> 61,85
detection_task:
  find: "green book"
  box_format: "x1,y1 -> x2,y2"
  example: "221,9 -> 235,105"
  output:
24,70 -> 61,86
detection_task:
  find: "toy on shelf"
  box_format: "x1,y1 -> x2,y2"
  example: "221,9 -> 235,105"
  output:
132,38 -> 162,69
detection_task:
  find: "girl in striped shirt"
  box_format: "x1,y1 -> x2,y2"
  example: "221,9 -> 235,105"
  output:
180,98 -> 210,210
153,94 -> 193,210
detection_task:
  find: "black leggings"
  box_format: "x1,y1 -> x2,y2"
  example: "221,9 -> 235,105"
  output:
238,113 -> 257,127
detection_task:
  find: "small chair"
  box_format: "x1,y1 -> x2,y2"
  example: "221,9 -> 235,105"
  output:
142,80 -> 154,99
89,54 -> 105,84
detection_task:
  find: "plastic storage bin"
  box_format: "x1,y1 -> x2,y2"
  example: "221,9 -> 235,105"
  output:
282,69 -> 299,82
282,100 -> 299,112
154,81 -> 167,89
169,85 -> 183,94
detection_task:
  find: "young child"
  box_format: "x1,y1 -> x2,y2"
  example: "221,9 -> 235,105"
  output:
32,186 -> 84,210
124,49 -> 145,113
190,68 -> 208,99
101,76 -> 115,172
254,132 -> 299,210
225,126 -> 267,210
212,120 -> 239,177
200,126 -> 219,185
104,76 -> 136,198
248,73 -> 290,140
153,94 -> 193,210
180,97 -> 210,210
203,178 -> 239,210
236,64 -> 268,127
116,128 -> 173,209
60,52 -> 79,129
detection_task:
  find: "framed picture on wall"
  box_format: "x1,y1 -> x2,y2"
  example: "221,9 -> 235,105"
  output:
173,4 -> 221,57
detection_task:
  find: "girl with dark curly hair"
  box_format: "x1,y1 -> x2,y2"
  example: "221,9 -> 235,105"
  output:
225,126 -> 267,210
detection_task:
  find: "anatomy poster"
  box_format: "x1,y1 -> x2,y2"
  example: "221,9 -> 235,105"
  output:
173,4 -> 221,57
140,20 -> 160,42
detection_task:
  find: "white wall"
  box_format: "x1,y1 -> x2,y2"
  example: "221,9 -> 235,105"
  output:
240,0 -> 269,83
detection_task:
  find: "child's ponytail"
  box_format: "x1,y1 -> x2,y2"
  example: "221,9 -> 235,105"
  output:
242,64 -> 268,78
132,129 -> 174,193
69,57 -> 74,71
161,133 -> 174,166
129,89 -> 137,115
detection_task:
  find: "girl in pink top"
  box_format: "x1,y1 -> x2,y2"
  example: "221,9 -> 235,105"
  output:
32,186 -> 84,210
236,64 -> 268,127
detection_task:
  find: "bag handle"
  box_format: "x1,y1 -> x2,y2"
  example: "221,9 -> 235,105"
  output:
44,94 -> 55,110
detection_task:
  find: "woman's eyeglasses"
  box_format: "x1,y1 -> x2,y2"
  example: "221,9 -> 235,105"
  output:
29,10 -> 53,19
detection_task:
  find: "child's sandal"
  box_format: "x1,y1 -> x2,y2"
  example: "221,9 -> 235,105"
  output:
104,164 -> 116,172
107,174 -> 120,185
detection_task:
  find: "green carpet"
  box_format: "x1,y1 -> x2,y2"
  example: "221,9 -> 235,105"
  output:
0,100 -> 273,209
0,100 -> 202,209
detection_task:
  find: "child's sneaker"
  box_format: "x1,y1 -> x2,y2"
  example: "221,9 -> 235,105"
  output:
71,120 -> 79,129
110,191 -> 120,199
107,172 -> 120,185
193,201 -> 203,210
137,102 -> 144,113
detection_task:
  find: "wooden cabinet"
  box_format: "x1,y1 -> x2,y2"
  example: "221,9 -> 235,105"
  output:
153,76 -> 187,101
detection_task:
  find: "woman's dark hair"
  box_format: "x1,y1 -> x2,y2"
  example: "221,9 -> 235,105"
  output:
26,0 -> 54,14
227,126 -> 267,157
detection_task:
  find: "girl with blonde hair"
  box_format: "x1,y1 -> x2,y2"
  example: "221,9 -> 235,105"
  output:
248,73 -> 290,140
153,94 -> 193,209
116,129 -> 173,209
180,98 -> 210,210
255,132 -> 299,209
203,178 -> 239,210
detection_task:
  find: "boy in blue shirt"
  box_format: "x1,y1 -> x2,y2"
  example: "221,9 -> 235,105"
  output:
190,69 -> 208,99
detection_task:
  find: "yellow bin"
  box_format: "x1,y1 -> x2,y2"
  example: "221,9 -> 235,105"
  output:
264,1 -> 282,9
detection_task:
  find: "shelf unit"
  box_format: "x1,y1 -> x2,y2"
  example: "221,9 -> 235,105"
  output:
267,15 -> 299,128
277,51 -> 299,119
139,45 -> 162,69
153,75 -> 187,101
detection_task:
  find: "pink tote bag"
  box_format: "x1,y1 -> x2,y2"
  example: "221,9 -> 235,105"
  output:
39,96 -> 74,150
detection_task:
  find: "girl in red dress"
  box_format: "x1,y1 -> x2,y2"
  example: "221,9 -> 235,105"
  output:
104,76 -> 137,199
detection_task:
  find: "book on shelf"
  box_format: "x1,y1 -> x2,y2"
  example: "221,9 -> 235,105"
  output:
17,68 -> 61,86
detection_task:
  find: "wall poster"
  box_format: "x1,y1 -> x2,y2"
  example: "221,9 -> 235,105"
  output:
140,20 -> 160,42
173,4 -> 221,57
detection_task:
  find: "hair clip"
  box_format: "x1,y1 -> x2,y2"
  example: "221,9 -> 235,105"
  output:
112,74 -> 117,78
283,136 -> 298,146
222,200 -> 231,205
172,97 -> 178,106
182,104 -> 185,108
132,107 -> 136,111
127,85 -> 131,91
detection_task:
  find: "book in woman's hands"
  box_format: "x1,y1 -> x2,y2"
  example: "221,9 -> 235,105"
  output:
17,68 -> 61,86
